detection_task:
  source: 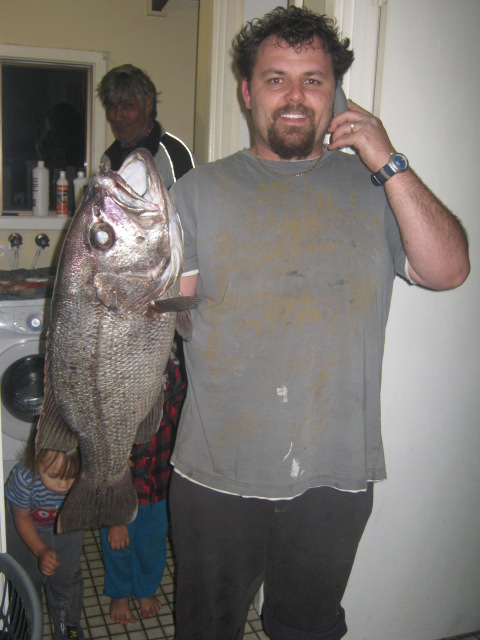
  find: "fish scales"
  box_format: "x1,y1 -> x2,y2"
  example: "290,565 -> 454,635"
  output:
36,149 -> 195,532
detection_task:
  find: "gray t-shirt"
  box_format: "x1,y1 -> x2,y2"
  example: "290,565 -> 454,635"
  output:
171,148 -> 407,498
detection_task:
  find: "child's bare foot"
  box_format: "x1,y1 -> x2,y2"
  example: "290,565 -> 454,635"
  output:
139,596 -> 162,618
109,598 -> 137,624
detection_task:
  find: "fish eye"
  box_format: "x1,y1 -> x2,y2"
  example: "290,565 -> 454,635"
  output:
90,222 -> 115,251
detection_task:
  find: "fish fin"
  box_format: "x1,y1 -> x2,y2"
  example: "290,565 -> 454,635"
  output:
36,384 -> 78,453
176,309 -> 194,341
57,468 -> 138,533
151,293 -> 197,339
134,392 -> 164,445
94,272 -> 161,313
149,295 -> 200,314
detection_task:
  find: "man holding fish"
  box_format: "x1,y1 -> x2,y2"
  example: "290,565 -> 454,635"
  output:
168,5 -> 470,640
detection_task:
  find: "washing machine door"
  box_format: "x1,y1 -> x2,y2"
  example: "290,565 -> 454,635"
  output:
0,340 -> 45,442
2,353 -> 44,422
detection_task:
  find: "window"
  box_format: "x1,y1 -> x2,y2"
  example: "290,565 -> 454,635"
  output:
0,45 -> 107,214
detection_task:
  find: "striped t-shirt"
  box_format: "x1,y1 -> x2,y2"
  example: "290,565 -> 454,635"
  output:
5,461 -> 66,530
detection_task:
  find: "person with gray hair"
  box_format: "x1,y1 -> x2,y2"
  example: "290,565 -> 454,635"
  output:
96,64 -> 195,626
97,64 -> 195,187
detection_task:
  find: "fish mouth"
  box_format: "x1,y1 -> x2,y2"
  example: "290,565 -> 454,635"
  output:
89,149 -> 183,310
90,177 -> 161,225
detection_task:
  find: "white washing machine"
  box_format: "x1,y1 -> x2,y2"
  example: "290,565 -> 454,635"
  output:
0,298 -> 50,481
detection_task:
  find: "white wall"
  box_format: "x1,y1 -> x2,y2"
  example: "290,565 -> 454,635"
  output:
343,2 -> 480,638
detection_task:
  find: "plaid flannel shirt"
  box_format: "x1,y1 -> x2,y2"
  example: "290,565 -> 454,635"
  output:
130,357 -> 186,505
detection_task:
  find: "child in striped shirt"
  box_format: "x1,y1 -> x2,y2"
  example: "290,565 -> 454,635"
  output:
5,444 -> 84,640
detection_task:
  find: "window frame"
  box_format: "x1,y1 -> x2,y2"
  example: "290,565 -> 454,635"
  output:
0,44 -> 107,214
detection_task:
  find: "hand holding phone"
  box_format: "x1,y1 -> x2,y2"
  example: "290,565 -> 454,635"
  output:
329,94 -> 397,174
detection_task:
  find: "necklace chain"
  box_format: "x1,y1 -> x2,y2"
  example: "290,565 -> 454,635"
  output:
253,146 -> 325,178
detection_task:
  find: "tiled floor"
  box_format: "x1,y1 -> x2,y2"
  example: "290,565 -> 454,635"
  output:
42,528 -> 268,639
41,530 -> 479,640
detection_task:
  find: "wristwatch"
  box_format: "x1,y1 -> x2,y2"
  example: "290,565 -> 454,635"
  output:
371,152 -> 408,186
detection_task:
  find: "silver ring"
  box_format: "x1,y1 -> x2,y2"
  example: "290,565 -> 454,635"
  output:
350,122 -> 355,132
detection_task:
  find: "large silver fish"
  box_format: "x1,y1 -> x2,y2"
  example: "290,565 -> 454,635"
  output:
36,149 -> 197,532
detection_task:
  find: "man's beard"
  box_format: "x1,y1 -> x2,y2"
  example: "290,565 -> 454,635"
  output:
267,106 -> 316,160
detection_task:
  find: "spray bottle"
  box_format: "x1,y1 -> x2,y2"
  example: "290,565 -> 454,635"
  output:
56,170 -> 69,216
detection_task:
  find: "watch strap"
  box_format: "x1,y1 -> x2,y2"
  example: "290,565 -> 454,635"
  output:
371,152 -> 408,186
371,164 -> 394,186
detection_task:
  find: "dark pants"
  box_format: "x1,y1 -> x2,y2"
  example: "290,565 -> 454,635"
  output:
6,509 -> 84,639
170,472 -> 373,640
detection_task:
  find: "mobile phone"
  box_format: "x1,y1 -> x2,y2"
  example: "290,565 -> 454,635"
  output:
333,82 -> 348,115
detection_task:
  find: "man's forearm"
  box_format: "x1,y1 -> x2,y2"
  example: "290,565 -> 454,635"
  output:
385,169 -> 470,290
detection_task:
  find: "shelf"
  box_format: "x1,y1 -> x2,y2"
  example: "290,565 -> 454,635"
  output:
0,215 -> 71,230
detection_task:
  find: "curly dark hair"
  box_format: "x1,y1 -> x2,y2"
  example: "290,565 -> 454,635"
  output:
233,5 -> 354,85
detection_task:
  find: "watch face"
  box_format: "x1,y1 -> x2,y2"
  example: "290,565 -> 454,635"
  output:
392,154 -> 408,171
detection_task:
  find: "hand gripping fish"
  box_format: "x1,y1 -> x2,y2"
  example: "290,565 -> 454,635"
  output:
36,149 -> 198,532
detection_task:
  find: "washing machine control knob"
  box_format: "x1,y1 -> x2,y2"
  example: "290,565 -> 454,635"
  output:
26,313 -> 44,332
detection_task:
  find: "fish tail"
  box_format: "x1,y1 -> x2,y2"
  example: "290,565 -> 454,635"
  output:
57,469 -> 138,533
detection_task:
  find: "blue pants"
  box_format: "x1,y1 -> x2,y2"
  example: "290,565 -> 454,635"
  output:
6,509 -> 84,640
100,500 -> 168,600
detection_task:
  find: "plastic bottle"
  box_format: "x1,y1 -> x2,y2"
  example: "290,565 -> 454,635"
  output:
32,161 -> 49,217
73,171 -> 88,212
56,170 -> 69,216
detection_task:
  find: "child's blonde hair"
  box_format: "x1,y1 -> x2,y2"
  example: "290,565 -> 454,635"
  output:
24,429 -> 81,480
36,447 -> 81,480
